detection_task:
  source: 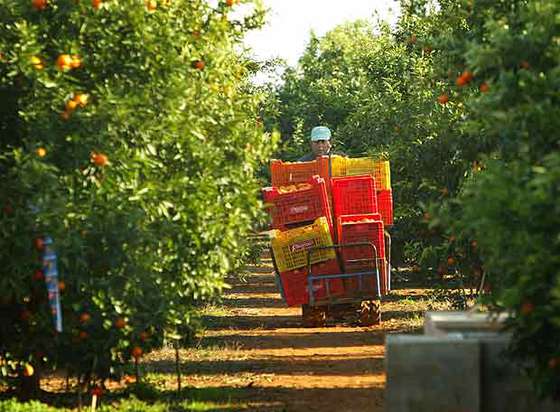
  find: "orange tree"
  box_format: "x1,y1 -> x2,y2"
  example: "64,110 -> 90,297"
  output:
0,0 -> 273,392
416,0 -> 560,399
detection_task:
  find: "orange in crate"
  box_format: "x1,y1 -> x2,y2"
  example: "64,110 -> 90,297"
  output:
262,176 -> 333,232
271,217 -> 335,273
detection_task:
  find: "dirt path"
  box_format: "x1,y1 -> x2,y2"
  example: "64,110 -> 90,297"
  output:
144,256 -> 434,411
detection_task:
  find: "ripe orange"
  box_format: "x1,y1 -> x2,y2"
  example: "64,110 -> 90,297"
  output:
36,147 -> 47,157
461,70 -> 473,83
30,56 -> 44,70
131,346 -> 143,359
56,54 -> 73,71
92,0 -> 102,9
23,364 -> 34,377
520,302 -> 534,316
91,386 -> 103,397
65,99 -> 78,112
437,94 -> 449,105
479,82 -> 489,93
114,318 -> 126,329
2,203 -> 13,215
33,269 -> 45,281
146,0 -> 157,11
79,312 -> 91,323
192,60 -> 205,70
91,152 -> 109,167
34,237 -> 45,251
456,75 -> 467,87
32,0 -> 47,10
58,280 -> 66,292
20,310 -> 32,322
74,93 -> 89,107
70,55 -> 82,69
447,256 -> 456,266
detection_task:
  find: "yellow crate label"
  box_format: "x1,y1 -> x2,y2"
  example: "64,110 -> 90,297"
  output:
289,238 -> 317,253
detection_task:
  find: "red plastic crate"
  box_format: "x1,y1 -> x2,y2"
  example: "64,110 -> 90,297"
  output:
376,189 -> 393,227
279,259 -> 344,306
337,214 -> 386,272
332,175 -> 378,218
270,156 -> 330,187
262,176 -> 332,232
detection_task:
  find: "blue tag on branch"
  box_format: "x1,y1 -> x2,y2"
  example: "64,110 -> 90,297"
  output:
41,236 -> 63,333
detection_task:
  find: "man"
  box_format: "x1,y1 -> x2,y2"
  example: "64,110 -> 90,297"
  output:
298,126 -> 332,161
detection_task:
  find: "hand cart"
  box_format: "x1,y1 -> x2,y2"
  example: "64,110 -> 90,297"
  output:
301,241 -> 385,327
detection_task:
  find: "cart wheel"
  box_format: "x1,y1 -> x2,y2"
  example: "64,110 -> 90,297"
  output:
302,304 -> 326,328
359,300 -> 381,326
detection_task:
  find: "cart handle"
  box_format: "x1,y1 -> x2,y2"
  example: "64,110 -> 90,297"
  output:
306,242 -> 379,271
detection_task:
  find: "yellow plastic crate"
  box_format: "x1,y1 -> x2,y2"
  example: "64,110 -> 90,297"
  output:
330,155 -> 347,177
330,157 -> 391,190
271,217 -> 335,273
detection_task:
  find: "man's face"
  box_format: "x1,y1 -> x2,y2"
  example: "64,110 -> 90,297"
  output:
311,139 -> 331,157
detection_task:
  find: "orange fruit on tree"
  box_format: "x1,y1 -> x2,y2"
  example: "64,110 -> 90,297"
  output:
79,312 -> 91,323
74,93 -> 89,107
131,346 -> 143,359
70,55 -> 82,69
91,152 -> 109,167
90,386 -> 104,397
30,56 -> 44,70
479,82 -> 489,93
437,94 -> 449,105
56,54 -> 73,71
520,302 -> 534,316
447,256 -> 456,266
33,269 -> 45,281
23,363 -> 34,377
20,309 -> 32,322
58,280 -> 66,292
114,317 -> 126,329
146,0 -> 157,11
36,147 -> 47,157
34,237 -> 45,251
32,0 -> 47,10
92,0 -> 102,9
192,60 -> 205,70
65,99 -> 78,112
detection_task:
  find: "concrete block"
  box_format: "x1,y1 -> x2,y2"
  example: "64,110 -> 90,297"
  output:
385,335 -> 480,412
424,311 -> 508,338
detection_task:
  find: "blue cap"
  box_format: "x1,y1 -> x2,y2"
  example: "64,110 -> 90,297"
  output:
310,126 -> 331,141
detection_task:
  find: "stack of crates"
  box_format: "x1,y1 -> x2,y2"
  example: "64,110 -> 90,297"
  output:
331,175 -> 388,295
264,158 -> 344,307
331,156 -> 393,227
331,156 -> 393,294
265,155 -> 393,306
